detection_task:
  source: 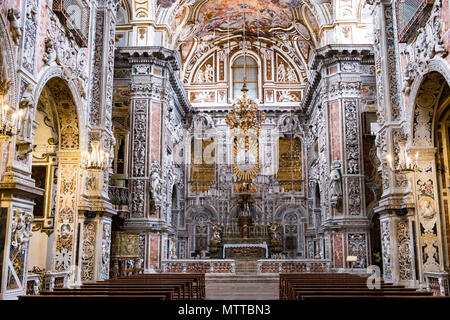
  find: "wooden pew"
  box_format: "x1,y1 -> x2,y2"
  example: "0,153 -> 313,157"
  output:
19,273 -> 204,301
279,273 -> 440,300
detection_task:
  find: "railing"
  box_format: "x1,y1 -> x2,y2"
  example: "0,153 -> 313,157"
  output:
222,224 -> 270,239
26,271 -> 70,294
52,0 -> 90,47
44,271 -> 70,291
161,259 -> 236,274
257,259 -> 332,273
26,273 -> 41,295
108,185 -> 129,206
424,272 -> 450,296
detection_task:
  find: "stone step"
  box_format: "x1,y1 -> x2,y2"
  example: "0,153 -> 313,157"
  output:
205,274 -> 280,300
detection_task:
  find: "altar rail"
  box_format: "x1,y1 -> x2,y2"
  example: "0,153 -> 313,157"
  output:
424,272 -> 450,296
161,259 -> 235,273
26,271 -> 70,295
257,259 -> 332,273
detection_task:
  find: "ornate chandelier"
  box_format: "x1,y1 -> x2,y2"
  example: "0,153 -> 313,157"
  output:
386,148 -> 418,174
81,141 -> 110,171
225,13 -> 264,133
225,84 -> 265,133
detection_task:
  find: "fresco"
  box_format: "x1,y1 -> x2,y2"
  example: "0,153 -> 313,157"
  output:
195,0 -> 303,36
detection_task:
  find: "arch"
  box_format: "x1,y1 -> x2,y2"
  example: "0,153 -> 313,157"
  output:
34,67 -> 86,149
274,204 -> 307,223
407,58 -> 450,146
0,14 -> 18,108
185,203 -> 218,223
229,50 -> 263,101
35,77 -> 81,151
407,66 -> 450,275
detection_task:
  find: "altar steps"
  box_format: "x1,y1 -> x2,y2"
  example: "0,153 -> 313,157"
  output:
205,274 -> 279,300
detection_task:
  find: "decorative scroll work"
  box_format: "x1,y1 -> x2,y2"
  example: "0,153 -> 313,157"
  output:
344,100 -> 360,174
7,209 -> 33,290
347,233 -> 367,268
54,164 -> 79,272
132,100 -> 147,177
150,161 -> 166,205
381,220 -> 392,281
347,177 -> 361,216
81,221 -> 96,281
90,11 -> 105,125
43,13 -> 88,98
21,0 -> 39,74
101,222 -> 112,280
402,0 -> 448,94
383,4 -> 401,120
131,179 -> 145,217
396,219 -> 413,280
414,156 -> 442,273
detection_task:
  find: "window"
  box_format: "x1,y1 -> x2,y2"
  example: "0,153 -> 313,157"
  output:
396,0 -> 433,42
232,56 -> 258,100
53,0 -> 90,47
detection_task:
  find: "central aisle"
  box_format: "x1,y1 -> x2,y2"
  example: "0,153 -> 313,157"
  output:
205,274 -> 279,300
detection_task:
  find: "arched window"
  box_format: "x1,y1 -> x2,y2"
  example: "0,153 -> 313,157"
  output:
232,56 -> 258,99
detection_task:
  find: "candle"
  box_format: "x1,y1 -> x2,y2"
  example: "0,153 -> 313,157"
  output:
17,109 -> 24,133
386,154 -> 393,171
2,104 -> 9,125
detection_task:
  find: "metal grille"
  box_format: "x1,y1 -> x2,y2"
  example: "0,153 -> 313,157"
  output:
52,0 -> 90,47
396,0 -> 433,42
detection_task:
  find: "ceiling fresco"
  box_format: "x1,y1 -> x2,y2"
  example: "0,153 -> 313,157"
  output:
192,0 -> 304,36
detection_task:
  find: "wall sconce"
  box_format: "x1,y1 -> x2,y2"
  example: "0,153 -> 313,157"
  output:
0,101 -> 23,139
80,141 -> 110,171
385,149 -> 418,173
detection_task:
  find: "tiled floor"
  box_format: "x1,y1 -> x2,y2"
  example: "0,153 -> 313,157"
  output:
205,274 -> 280,300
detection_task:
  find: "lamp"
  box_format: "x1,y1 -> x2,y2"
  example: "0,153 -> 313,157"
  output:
385,148 -> 418,173
225,12 -> 265,134
0,100 -> 23,139
80,141 -> 110,171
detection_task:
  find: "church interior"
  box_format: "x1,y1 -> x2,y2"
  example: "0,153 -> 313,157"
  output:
1,0 -> 450,302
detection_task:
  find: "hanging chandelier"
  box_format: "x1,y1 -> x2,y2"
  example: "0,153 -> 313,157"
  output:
225,84 -> 264,133
225,12 -> 264,134
81,141 -> 110,171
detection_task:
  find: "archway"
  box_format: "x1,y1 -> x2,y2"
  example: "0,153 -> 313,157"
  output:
409,71 -> 450,280
28,77 -> 81,275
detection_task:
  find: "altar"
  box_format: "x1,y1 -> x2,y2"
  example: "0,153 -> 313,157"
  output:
223,244 -> 269,259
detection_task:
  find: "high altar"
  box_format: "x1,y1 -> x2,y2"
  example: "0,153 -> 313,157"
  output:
209,195 -> 283,259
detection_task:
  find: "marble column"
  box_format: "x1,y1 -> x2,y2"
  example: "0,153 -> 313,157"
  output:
371,0 -> 419,285
120,47 -> 189,272
75,0 -> 122,281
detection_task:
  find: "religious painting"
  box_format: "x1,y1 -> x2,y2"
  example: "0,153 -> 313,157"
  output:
190,139 -> 215,192
278,138 -> 302,192
31,166 -> 47,218
195,0 -> 303,36
276,91 -> 301,103
190,91 -> 216,103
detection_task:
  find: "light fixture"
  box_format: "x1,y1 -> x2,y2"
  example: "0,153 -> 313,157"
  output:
81,141 -> 110,171
225,12 -> 265,134
386,149 -> 418,173
0,100 -> 23,139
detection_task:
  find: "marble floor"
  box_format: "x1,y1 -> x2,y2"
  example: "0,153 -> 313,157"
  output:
204,274 -> 280,300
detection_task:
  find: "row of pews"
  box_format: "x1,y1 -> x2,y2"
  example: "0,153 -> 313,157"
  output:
280,273 -> 449,300
19,273 -> 205,301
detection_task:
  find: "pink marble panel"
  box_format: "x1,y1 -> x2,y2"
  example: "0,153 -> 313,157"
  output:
150,102 -> 161,163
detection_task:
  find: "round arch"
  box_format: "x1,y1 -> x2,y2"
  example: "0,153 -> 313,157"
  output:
406,63 -> 450,276
0,14 -> 18,108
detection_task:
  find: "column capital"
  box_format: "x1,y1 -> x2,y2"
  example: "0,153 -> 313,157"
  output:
120,46 -> 182,71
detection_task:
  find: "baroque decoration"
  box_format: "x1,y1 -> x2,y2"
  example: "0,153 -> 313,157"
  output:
3,0 -> 450,301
